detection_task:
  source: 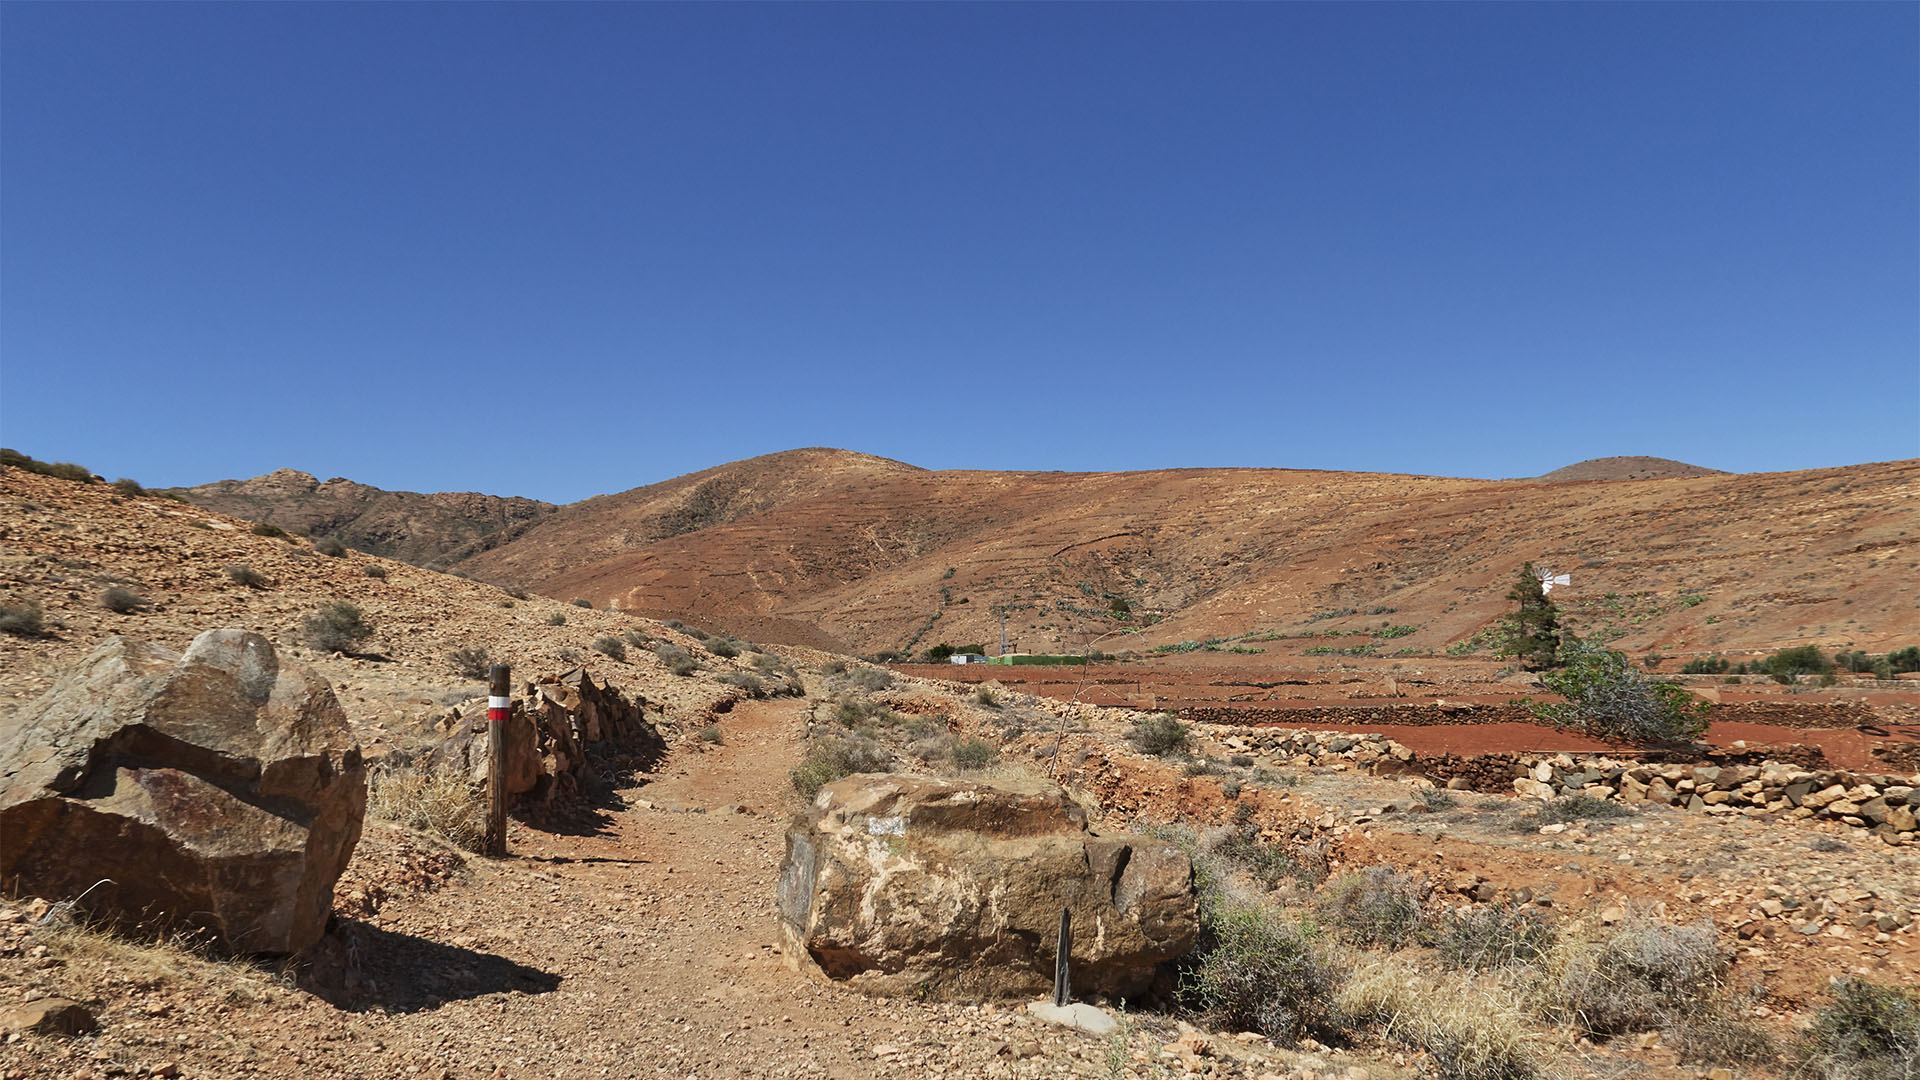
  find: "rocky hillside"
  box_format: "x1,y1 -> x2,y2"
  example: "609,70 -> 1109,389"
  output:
453,454 -> 1919,662
164,468 -> 556,568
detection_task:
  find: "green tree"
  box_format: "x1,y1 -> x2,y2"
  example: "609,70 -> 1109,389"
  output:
1533,638 -> 1711,743
1496,563 -> 1563,670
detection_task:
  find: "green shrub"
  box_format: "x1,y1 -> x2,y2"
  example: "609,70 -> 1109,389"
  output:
717,672 -> 766,698
1542,917 -> 1726,1036
1889,646 -> 1920,674
313,536 -> 348,558
225,563 -> 267,588
546,613 -> 567,626
1794,978 -> 1920,1080
100,586 -> 147,613
655,643 -> 697,676
1182,901 -> 1348,1045
0,449 -> 92,482
1372,624 -> 1419,639
111,478 -> 146,497
0,602 -> 46,637
949,738 -> 996,770
790,735 -> 891,798
1315,866 -> 1427,948
1759,644 -> 1835,684
448,646 -> 491,680
1681,655 -> 1731,675
1532,639 -> 1710,743
1436,904 -> 1555,971
698,725 -> 723,745
362,563 -> 387,579
250,521 -> 291,539
570,597 -> 592,609
592,636 -> 627,661
843,665 -> 892,691
1128,713 -> 1190,757
302,601 -> 374,653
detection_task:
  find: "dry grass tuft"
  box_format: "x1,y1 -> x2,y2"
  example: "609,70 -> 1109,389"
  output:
1538,913 -> 1726,1036
1339,952 -> 1539,1080
366,763 -> 487,852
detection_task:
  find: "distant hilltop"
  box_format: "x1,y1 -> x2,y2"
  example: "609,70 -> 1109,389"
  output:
1534,456 -> 1728,483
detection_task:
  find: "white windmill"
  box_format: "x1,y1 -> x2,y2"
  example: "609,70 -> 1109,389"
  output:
1536,567 -> 1572,594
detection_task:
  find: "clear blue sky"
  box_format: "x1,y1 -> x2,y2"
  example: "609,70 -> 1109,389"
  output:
3,3 -> 1915,503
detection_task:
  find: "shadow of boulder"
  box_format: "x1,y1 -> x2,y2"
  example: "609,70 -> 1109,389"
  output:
297,918 -> 559,1012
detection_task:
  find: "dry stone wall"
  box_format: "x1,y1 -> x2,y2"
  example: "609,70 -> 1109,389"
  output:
1197,724 -> 1920,841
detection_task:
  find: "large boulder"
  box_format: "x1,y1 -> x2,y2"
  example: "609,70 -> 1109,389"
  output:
778,774 -> 1197,999
0,630 -> 366,954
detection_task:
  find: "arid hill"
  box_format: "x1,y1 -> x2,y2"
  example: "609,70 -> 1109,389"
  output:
1534,456 -> 1728,483
165,468 -> 555,568
450,452 -> 1918,662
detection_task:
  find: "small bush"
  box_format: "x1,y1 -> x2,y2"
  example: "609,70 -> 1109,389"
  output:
949,738 -> 996,770
974,685 -> 1001,708
225,563 -> 268,588
1682,655 -> 1732,675
1128,713 -> 1190,757
790,735 -> 892,798
717,672 -> 766,698
843,665 -> 892,691
1315,866 -> 1428,948
1214,827 -> 1306,889
314,536 -> 348,558
101,586 -> 148,613
302,601 -> 374,653
592,636 -> 627,661
546,613 -> 567,626
698,725 -> 723,745
570,597 -> 592,609
0,602 -> 46,637
623,629 -> 653,648
1513,794 -> 1633,832
367,764 -> 486,852
362,564 -> 387,579
700,635 -> 741,659
1182,901 -> 1348,1044
655,643 -> 697,676
1436,904 -> 1555,971
448,646 -> 491,680
1759,644 -> 1835,684
505,586 -> 529,601
1794,978 -> 1920,1080
250,522 -> 291,539
111,478 -> 147,497
1541,917 -> 1727,1036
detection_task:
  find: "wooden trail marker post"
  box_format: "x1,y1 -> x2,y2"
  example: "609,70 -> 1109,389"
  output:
485,664 -> 510,856
1052,907 -> 1071,1007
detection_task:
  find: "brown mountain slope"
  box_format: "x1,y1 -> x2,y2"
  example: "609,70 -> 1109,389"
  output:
1535,456 -> 1728,483
477,455 -> 1920,662
164,469 -> 556,568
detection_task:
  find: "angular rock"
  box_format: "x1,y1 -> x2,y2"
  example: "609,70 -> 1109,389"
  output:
0,998 -> 97,1037
0,631 -> 365,954
778,774 -> 1197,999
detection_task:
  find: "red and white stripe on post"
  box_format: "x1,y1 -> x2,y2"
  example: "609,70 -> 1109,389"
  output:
485,663 -> 510,856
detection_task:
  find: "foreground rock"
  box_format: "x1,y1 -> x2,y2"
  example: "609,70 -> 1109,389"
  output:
778,774 -> 1197,999
0,630 -> 365,954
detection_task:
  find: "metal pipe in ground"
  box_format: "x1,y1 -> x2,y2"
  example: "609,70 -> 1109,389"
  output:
1052,907 -> 1071,1007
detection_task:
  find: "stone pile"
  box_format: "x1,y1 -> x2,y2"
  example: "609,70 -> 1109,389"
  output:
430,667 -> 663,807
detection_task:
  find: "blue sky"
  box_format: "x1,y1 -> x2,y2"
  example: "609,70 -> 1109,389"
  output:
3,3 -> 1915,503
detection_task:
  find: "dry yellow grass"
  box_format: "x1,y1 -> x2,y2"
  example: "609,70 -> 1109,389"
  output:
1337,951 -> 1539,1080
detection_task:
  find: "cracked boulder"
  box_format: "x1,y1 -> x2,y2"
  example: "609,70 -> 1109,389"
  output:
778,774 -> 1196,998
0,630 -> 366,954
